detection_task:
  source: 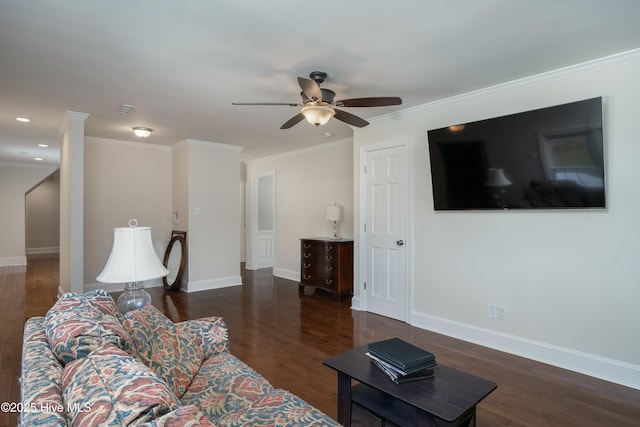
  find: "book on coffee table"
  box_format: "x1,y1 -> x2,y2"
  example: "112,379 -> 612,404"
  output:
368,338 -> 436,372
366,351 -> 435,384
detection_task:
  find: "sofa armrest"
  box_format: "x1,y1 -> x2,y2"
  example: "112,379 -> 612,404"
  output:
20,317 -> 67,427
176,317 -> 229,359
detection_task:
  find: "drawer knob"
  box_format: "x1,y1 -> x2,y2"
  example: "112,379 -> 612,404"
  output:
304,243 -> 312,249
304,253 -> 311,258
304,263 -> 311,268
304,274 -> 312,280
325,279 -> 333,285
326,256 -> 333,261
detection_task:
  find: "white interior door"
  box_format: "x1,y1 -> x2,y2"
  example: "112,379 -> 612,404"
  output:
364,143 -> 410,321
248,172 -> 275,270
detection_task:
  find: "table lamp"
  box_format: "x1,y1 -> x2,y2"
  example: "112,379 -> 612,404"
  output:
97,219 -> 169,313
485,168 -> 512,208
326,203 -> 343,239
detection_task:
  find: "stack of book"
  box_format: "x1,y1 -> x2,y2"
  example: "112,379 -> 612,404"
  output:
366,338 -> 437,384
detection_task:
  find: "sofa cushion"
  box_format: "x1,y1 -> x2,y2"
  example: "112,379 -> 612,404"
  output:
216,389 -> 341,427
44,289 -> 135,365
176,316 -> 229,359
180,352 -> 274,422
135,405 -> 216,427
61,343 -> 180,426
122,305 -> 204,398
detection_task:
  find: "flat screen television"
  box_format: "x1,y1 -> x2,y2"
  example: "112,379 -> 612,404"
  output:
427,97 -> 605,210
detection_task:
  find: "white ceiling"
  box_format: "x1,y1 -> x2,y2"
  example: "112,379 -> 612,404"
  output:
2,0 -> 640,165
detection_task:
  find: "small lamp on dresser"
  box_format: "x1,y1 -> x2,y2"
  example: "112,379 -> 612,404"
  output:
326,203 -> 343,239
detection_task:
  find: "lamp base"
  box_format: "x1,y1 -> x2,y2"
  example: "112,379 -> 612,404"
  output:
116,282 -> 152,314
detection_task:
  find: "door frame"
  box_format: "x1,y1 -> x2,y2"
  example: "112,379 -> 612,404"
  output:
356,138 -> 413,322
246,171 -> 276,270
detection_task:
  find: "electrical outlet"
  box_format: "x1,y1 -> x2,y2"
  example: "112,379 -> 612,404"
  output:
486,303 -> 497,319
497,305 -> 507,320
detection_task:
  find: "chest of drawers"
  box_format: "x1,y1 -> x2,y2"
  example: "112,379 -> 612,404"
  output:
300,238 -> 354,301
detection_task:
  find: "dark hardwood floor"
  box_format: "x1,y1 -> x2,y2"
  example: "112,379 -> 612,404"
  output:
1,254 -> 639,426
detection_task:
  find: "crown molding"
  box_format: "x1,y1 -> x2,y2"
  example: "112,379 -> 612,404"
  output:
174,139 -> 244,152
57,111 -> 89,139
85,136 -> 172,152
373,48 -> 640,121
244,137 -> 352,164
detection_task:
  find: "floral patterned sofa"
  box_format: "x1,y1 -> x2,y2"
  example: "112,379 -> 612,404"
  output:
21,290 -> 341,426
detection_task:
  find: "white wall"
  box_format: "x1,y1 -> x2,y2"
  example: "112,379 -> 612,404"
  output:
179,139 -> 243,292
26,173 -> 60,254
84,137 -> 172,290
354,51 -> 640,388
0,163 -> 57,266
245,139 -> 354,280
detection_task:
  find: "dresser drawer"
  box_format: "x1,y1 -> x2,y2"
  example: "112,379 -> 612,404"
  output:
301,271 -> 338,290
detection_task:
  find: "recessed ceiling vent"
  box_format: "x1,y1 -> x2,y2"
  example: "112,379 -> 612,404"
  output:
118,104 -> 138,115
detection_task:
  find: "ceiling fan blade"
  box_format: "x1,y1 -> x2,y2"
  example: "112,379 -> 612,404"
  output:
280,113 -> 305,129
333,108 -> 369,128
335,97 -> 402,107
297,77 -> 323,102
232,102 -> 301,106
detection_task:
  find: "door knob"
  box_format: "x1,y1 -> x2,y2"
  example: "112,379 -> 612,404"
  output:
396,240 -> 404,246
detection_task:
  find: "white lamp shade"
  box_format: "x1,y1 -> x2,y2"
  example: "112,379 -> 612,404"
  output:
326,205 -> 343,222
302,105 -> 335,126
485,168 -> 512,187
97,225 -> 169,283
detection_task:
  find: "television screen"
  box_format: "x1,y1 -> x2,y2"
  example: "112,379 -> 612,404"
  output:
427,97 -> 605,210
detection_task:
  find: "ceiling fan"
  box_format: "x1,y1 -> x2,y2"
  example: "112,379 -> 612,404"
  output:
232,71 -> 402,129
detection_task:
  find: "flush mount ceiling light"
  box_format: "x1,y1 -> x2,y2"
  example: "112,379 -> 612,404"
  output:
132,127 -> 153,138
16,117 -> 31,122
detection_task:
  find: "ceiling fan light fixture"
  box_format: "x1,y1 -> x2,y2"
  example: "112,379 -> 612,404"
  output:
301,105 -> 335,127
132,127 -> 153,138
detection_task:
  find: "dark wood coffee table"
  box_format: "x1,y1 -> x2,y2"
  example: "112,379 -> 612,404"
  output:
324,345 -> 496,427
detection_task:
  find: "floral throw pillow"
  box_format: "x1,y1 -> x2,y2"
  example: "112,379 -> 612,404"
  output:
44,290 -> 135,365
122,304 -> 205,398
61,343 -> 180,426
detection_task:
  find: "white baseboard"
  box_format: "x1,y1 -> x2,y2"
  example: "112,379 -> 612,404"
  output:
273,267 -> 299,282
245,260 -> 275,271
26,247 -> 60,255
84,275 -> 243,294
184,275 -> 243,293
410,311 -> 640,391
0,256 -> 27,267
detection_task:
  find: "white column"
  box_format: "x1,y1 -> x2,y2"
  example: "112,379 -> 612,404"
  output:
59,111 -> 88,295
